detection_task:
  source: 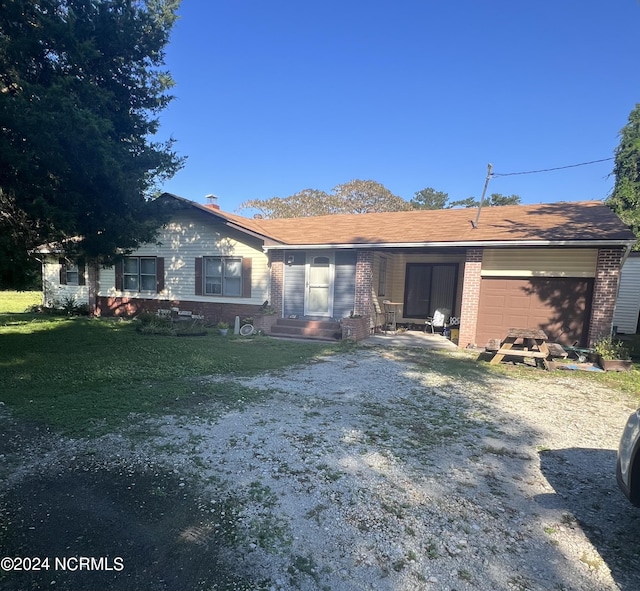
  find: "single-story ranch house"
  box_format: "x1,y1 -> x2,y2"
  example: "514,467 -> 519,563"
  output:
41,193 -> 636,348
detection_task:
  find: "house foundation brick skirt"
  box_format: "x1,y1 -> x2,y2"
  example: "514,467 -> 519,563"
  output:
95,297 -> 271,327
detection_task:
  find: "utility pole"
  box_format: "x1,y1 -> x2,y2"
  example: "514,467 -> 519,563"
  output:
472,163 -> 493,229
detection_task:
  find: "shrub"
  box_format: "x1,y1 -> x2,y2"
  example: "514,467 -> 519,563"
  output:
593,336 -> 631,360
135,312 -> 176,336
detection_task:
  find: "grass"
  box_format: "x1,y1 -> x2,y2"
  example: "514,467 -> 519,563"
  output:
0,313 -> 335,436
470,348 -> 640,403
0,290 -> 42,313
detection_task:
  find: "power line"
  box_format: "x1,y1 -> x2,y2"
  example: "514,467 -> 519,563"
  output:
492,157 -> 614,178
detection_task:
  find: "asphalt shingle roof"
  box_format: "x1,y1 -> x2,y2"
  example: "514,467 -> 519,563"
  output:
221,201 -> 636,246
166,195 -> 636,247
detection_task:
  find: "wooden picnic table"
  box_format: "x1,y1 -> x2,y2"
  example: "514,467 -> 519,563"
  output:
489,328 -> 551,370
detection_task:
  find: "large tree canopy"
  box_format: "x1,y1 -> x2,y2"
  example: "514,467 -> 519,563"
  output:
409,187 -> 449,210
241,181 -> 521,220
239,180 -> 409,218
0,0 -> 183,286
606,103 -> 640,250
410,188 -> 521,209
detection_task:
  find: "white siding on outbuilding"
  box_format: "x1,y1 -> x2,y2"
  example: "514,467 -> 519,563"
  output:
613,254 -> 640,334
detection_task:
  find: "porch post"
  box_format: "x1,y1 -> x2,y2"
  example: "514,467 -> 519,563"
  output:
458,248 -> 483,348
587,247 -> 625,345
354,250 -> 373,325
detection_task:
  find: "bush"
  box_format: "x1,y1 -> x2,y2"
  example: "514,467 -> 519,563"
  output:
24,298 -> 90,317
593,336 -> 631,360
135,312 -> 176,336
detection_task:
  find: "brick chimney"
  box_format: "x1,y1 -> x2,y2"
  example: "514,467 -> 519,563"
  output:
205,194 -> 220,210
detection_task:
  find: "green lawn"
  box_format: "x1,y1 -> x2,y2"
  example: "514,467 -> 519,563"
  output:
0,290 -> 42,313
0,314 -> 335,436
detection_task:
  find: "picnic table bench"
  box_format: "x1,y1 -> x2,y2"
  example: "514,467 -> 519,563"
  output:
489,328 -> 551,370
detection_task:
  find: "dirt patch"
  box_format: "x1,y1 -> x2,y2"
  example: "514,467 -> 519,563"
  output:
2,348 -> 640,591
0,456 -> 259,591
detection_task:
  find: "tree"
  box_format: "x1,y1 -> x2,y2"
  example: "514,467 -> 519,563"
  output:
448,197 -> 479,209
239,189 -> 334,218
486,193 -> 521,207
606,104 -> 640,250
409,187 -> 449,210
239,180 -> 409,218
411,191 -> 521,209
0,0 -> 183,287
332,179 -> 409,214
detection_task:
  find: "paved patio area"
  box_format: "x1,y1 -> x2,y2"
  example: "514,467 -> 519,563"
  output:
363,329 -> 459,349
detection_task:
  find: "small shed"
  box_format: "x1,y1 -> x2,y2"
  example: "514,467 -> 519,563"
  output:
613,252 -> 640,334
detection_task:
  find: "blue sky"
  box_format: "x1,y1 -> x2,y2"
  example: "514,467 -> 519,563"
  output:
157,0 -> 640,214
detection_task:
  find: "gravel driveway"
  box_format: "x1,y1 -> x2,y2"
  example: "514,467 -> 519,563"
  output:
2,345 -> 640,591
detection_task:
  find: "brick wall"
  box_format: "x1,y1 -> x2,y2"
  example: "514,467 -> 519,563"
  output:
96,296 -> 265,327
270,251 -> 284,316
354,251 -> 373,327
587,247 -> 625,345
458,248 -> 483,348
341,316 -> 369,341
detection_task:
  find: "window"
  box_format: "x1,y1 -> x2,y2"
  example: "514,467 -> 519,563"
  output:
204,257 -> 242,296
403,263 -> 458,318
59,258 -> 85,286
124,257 -> 157,292
378,257 -> 387,296
65,263 -> 79,285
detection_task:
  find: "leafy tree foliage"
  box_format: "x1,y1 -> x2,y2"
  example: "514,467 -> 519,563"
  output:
448,196 -> 479,209
240,180 -> 409,218
606,104 -> 640,250
411,190 -> 521,209
239,188 -> 333,219
484,193 -> 521,207
409,187 -> 449,210
0,0 -> 183,286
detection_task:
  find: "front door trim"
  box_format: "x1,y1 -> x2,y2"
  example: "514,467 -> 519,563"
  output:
304,252 -> 334,317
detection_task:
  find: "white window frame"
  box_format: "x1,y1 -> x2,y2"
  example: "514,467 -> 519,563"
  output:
204,257 -> 243,297
124,257 -> 157,292
66,262 -> 79,285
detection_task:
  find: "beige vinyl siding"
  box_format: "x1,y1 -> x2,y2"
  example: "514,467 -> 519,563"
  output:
100,212 -> 269,304
613,255 -> 640,334
42,257 -> 89,306
481,248 -> 598,278
371,252 -> 398,326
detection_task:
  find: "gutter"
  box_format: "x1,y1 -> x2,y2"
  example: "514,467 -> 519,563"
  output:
263,239 -> 637,251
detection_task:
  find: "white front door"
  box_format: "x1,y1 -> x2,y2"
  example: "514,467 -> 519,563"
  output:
304,253 -> 334,317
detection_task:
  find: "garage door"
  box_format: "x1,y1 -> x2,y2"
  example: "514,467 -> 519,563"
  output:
476,278 -> 593,348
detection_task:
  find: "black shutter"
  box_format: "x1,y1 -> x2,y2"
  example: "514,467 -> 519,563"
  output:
78,259 -> 86,286
115,260 -> 124,291
156,257 -> 164,292
242,258 -> 252,298
195,258 -> 203,295
59,258 -> 67,285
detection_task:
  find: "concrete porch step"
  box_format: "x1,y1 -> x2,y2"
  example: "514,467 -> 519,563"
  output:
270,318 -> 341,341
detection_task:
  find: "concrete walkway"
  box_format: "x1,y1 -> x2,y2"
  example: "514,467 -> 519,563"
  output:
361,330 -> 459,350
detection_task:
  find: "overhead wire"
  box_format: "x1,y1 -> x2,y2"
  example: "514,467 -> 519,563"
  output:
491,157 -> 614,178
